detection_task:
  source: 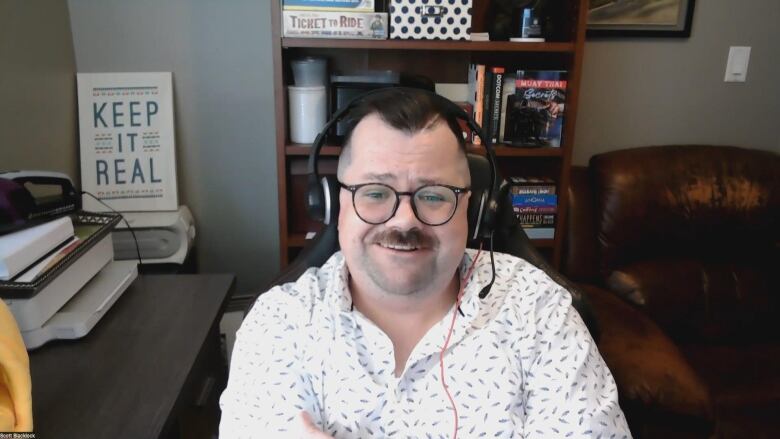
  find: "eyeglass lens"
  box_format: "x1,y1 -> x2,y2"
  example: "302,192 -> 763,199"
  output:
353,184 -> 459,225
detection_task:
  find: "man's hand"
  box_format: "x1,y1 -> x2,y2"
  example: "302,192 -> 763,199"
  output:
300,411 -> 334,439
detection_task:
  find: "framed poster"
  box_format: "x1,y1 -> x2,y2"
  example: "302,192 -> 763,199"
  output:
587,0 -> 695,38
77,72 -> 178,212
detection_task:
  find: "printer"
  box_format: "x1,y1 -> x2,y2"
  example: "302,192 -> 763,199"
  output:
2,216 -> 138,350
111,205 -> 195,267
1,172 -> 139,349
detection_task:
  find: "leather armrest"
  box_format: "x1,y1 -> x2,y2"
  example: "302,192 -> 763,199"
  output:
580,284 -> 713,419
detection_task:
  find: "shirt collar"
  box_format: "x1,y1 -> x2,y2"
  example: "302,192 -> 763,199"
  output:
325,249 -> 494,319
322,252 -> 353,312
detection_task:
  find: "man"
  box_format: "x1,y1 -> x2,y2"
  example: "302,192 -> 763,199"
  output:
220,89 -> 630,438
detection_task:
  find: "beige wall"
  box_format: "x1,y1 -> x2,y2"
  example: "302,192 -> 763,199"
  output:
0,1 -> 78,178
574,0 -> 780,165
67,0 -> 280,295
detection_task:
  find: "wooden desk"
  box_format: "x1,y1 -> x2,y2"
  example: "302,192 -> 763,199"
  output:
29,274 -> 235,439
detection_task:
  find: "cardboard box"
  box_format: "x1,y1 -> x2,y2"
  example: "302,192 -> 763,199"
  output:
283,11 -> 388,39
389,0 -> 472,40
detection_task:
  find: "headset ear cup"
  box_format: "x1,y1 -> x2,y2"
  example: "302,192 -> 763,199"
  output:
306,175 -> 325,222
322,175 -> 340,225
467,189 -> 487,242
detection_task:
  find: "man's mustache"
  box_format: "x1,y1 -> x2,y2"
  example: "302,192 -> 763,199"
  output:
371,229 -> 435,249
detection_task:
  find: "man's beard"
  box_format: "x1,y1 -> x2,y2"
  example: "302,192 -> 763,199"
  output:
361,228 -> 438,296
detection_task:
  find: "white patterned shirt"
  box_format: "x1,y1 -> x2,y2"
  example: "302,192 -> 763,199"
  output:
220,250 -> 631,438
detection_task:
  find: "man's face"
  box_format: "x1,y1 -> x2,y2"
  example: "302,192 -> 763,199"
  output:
338,114 -> 471,297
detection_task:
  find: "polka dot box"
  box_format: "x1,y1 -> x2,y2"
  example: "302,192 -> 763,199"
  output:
389,0 -> 473,40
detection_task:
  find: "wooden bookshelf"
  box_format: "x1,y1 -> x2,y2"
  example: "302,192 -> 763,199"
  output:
272,0 -> 590,267
282,38 -> 576,53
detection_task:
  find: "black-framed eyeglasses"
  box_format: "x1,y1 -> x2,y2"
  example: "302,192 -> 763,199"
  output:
339,182 -> 470,226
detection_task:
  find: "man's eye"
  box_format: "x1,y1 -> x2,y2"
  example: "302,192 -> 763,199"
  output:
418,193 -> 446,203
363,191 -> 388,200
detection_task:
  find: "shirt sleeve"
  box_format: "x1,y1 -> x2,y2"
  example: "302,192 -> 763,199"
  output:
219,289 -> 323,438
521,284 -> 632,438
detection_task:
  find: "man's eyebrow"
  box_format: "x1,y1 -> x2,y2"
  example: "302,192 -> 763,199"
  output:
359,173 -> 441,186
360,172 -> 395,182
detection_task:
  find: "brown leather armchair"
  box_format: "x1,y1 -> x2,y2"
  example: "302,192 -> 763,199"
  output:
562,145 -> 780,439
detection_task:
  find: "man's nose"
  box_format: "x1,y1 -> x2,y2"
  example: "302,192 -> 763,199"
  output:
385,195 -> 420,228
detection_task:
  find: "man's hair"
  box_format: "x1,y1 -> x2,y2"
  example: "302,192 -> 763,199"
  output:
337,88 -> 467,179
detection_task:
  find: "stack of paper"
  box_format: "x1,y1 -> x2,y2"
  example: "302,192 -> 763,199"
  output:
0,217 -> 74,281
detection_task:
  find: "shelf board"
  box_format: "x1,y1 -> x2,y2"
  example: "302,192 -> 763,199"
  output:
287,144 -> 563,157
282,38 -> 575,53
288,233 -> 308,247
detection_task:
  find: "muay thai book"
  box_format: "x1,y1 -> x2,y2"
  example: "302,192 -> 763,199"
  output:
77,72 -> 178,212
502,70 -> 567,148
283,11 -> 388,39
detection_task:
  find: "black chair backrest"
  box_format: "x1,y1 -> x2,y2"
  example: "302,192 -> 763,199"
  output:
260,154 -> 600,340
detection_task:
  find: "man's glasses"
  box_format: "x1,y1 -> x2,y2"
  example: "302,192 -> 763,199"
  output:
339,182 -> 470,226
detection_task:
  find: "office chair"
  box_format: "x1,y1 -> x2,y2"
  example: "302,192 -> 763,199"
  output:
260,154 -> 600,341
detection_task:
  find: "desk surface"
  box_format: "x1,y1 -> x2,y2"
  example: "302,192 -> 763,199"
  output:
29,274 -> 235,439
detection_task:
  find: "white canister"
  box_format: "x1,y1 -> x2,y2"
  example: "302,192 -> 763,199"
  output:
288,85 -> 327,144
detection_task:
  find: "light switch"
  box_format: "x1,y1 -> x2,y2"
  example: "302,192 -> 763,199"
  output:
724,46 -> 751,82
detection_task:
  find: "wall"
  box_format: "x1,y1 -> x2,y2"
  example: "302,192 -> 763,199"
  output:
0,1 -> 78,177
574,0 -> 780,165
67,0 -> 279,295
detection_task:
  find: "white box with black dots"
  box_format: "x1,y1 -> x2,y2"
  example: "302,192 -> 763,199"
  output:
389,0 -> 472,40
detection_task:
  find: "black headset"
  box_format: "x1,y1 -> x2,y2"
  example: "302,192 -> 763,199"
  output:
305,87 -> 501,245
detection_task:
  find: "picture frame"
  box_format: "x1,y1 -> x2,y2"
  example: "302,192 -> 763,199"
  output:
586,0 -> 696,38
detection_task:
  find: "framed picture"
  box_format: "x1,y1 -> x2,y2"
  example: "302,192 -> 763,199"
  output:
587,0 -> 696,38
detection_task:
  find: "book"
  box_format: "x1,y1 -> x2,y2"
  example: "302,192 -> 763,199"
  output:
516,213 -> 556,226
514,205 -> 557,214
503,70 -> 567,147
77,72 -> 179,212
487,67 -> 505,144
512,194 -> 558,207
523,227 -> 555,239
282,11 -> 388,39
482,67 -> 494,146
498,73 -> 516,143
283,0 -> 375,11
0,217 -> 74,281
509,176 -> 557,194
510,185 -> 556,195
469,64 -> 486,145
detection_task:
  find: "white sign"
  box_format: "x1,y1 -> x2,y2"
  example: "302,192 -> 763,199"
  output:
77,72 -> 178,212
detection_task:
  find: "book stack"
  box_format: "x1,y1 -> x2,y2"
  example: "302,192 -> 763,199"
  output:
467,64 -> 505,146
0,213 -> 137,349
509,177 -> 557,239
467,66 -> 568,148
282,0 -> 388,40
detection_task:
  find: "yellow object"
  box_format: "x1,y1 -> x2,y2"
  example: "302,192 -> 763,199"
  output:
0,300 -> 33,432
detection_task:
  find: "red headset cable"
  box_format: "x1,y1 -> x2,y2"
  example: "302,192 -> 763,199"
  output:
440,245 -> 482,439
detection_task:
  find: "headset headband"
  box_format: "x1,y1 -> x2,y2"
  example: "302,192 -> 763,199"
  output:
307,87 -> 498,195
